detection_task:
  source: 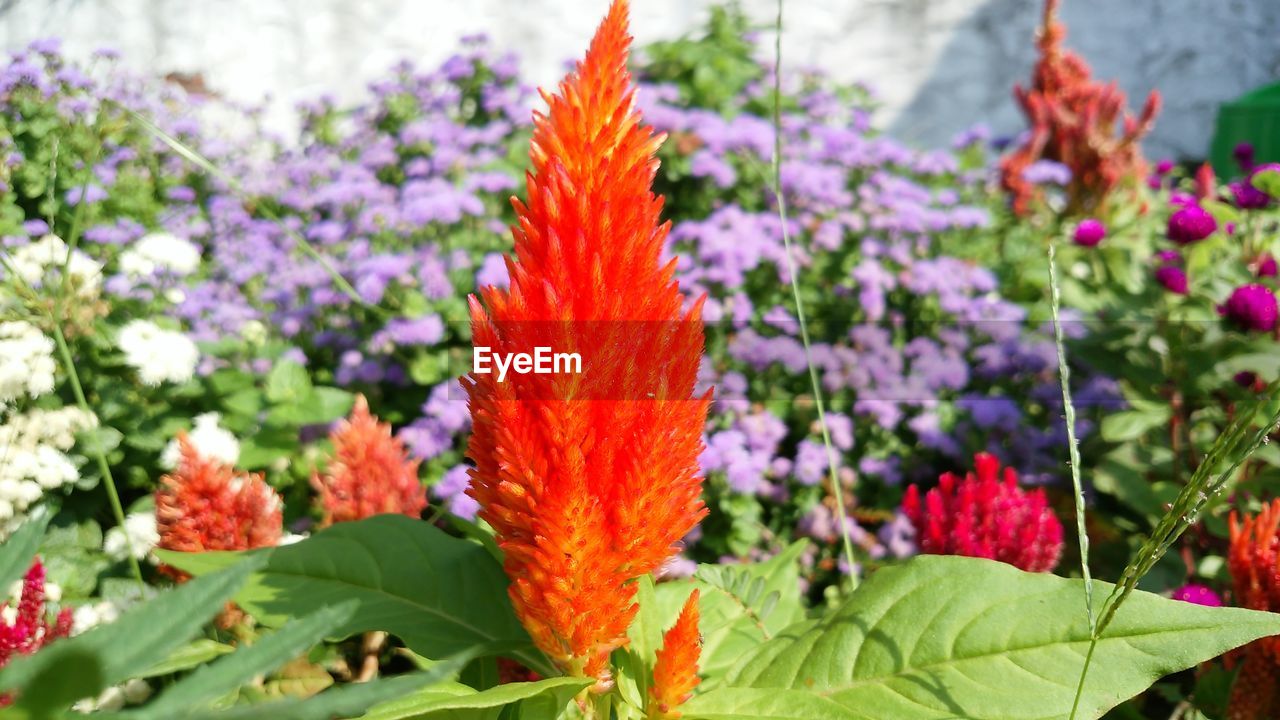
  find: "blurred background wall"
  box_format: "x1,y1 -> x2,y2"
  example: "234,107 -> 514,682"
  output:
0,0 -> 1276,159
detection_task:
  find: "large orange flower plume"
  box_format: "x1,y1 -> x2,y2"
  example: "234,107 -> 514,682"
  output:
463,0 -> 710,687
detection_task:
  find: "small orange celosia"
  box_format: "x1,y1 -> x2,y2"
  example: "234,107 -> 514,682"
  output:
463,0 -> 709,686
649,590 -> 702,719
311,395 -> 426,526
156,434 -> 283,580
1226,500 -> 1280,720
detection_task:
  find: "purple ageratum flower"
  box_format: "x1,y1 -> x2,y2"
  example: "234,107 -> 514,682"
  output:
65,184 -> 108,206
1166,205 -> 1216,245
1154,265 -> 1188,295
792,439 -> 830,486
1170,584 -> 1222,607
434,464 -> 479,520
1021,160 -> 1071,186
381,315 -> 445,346
476,253 -> 510,289
1072,218 -> 1105,247
1222,283 -> 1279,332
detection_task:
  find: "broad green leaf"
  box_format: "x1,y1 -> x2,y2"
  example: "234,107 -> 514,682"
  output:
142,602 -> 357,715
137,640 -> 236,679
159,515 -> 548,675
683,556 -> 1280,720
361,676 -> 590,720
265,360 -> 311,404
0,511 -> 51,591
0,556 -> 261,715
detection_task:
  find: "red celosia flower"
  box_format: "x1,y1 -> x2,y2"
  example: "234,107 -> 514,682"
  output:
463,0 -> 709,687
0,559 -> 72,707
902,452 -> 1063,573
1000,0 -> 1160,217
1226,500 -> 1280,719
311,395 -> 426,526
156,434 -> 283,580
649,589 -> 701,720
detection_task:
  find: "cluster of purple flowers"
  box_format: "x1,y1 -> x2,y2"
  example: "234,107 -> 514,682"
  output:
0,31 -> 1120,575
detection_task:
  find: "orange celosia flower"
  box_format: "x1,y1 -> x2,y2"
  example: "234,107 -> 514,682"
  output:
463,0 -> 709,687
311,395 -> 426,526
649,589 -> 701,719
1226,500 -> 1280,720
156,434 -> 283,580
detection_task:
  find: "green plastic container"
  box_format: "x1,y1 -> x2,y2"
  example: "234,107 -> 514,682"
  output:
1210,81 -> 1280,177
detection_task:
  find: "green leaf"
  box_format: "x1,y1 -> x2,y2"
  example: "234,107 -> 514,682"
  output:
137,640 -> 236,679
0,556 -> 262,715
360,676 -> 590,720
675,541 -> 807,681
267,386 -> 353,426
683,556 -> 1280,720
103,654 -> 474,720
1251,167 -> 1280,198
1100,407 -> 1171,442
0,511 -> 51,591
266,360 -> 312,404
158,515 -> 547,675
144,602 -> 357,714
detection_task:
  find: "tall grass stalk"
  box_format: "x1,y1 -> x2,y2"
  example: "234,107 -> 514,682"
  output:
770,0 -> 858,586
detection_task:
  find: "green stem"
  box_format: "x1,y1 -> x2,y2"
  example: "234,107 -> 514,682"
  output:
1048,239 -> 1094,633
1067,636 -> 1098,720
770,0 -> 858,586
52,324 -> 144,585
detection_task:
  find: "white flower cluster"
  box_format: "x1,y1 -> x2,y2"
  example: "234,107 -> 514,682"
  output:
0,407 -> 98,537
6,234 -> 103,297
160,412 -> 240,469
118,232 -> 201,278
103,511 -> 160,563
117,320 -> 199,386
0,321 -> 57,405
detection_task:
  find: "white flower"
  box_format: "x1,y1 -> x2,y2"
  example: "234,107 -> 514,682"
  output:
104,512 -> 159,563
7,234 -> 102,296
0,321 -> 57,404
160,412 -> 239,468
118,232 -> 201,278
117,320 -> 199,386
0,406 -> 97,538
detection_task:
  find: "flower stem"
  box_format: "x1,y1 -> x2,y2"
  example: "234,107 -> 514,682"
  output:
52,324 -> 144,585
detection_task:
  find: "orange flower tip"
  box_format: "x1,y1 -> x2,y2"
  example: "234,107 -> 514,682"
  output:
650,589 -> 702,719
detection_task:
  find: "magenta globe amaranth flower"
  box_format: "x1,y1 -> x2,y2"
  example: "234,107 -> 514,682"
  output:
1222,284 -> 1279,332
1257,254 -> 1278,278
1232,180 -> 1271,210
1171,583 -> 1222,607
1154,265 -> 1188,295
1166,204 -> 1216,245
1072,218 -> 1105,247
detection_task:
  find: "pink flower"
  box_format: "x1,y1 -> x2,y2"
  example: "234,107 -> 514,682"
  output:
1167,204 -> 1216,245
1155,265 -> 1188,295
1222,284 -> 1279,333
1170,583 -> 1222,607
0,559 -> 72,707
1072,218 -> 1106,247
